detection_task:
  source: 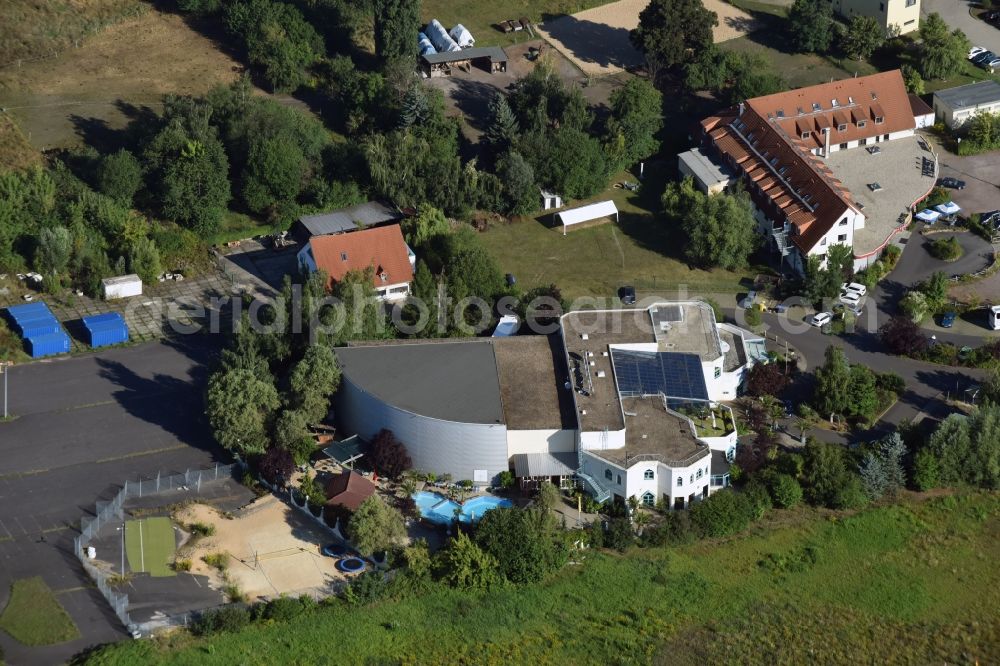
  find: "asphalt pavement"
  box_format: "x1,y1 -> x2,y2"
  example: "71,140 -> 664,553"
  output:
924,0 -> 1000,51
0,336 -> 228,666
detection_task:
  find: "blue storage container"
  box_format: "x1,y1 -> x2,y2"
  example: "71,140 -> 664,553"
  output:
84,319 -> 129,348
26,331 -> 71,358
17,315 -> 61,338
5,301 -> 50,324
82,312 -> 124,327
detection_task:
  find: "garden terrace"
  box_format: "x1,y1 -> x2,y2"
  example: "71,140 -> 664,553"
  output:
589,397 -> 710,468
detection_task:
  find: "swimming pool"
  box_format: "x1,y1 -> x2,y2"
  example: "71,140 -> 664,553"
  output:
413,491 -> 513,525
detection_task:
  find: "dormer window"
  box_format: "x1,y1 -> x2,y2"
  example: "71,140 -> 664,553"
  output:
875,116 -> 884,124
340,252 -> 348,261
871,91 -> 877,100
857,119 -> 867,128
776,109 -> 785,118
800,132 -> 810,139
838,123 -> 847,131
848,96 -> 855,104
832,98 -> 839,107
812,102 -> 821,111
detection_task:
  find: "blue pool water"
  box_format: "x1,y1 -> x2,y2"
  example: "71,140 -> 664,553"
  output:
413,491 -> 513,525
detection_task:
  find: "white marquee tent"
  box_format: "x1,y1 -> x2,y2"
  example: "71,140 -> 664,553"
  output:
555,200 -> 619,235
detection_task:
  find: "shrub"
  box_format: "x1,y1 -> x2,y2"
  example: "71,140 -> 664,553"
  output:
883,244 -> 901,267
261,595 -> 312,622
912,448 -> 940,490
640,511 -> 696,547
927,236 -> 962,261
746,362 -> 790,397
773,452 -> 804,477
173,559 -> 193,572
763,471 -> 803,509
191,605 -> 252,635
690,489 -> 752,538
742,478 -> 773,520
188,522 -> 216,537
602,517 -> 635,552
345,572 -> 390,606
875,372 -> 906,396
202,553 -> 229,571
496,470 -> 514,489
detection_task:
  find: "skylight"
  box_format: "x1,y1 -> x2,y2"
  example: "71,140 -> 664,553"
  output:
812,102 -> 821,111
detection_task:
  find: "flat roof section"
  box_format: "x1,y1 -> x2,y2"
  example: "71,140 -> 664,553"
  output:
650,302 -> 723,362
678,148 -> 732,188
422,46 -> 508,65
934,80 -> 1000,110
493,335 -> 577,430
335,341 -> 504,424
588,397 -> 709,468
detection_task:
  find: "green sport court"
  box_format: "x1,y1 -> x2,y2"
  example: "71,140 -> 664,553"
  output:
124,517 -> 176,577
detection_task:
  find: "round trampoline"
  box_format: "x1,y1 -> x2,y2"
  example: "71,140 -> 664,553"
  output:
321,543 -> 348,558
337,557 -> 367,574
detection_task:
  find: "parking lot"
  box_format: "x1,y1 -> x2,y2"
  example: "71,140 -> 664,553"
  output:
935,145 -> 1000,218
0,338 -> 228,665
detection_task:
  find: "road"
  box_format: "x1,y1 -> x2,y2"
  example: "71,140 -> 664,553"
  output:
0,337 -> 227,666
924,0 -> 1000,51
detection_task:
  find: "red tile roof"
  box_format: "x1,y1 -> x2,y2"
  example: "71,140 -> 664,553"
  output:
701,70 -> 917,254
308,224 -> 414,290
324,470 -> 377,511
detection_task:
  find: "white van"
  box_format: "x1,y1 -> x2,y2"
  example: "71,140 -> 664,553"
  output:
990,305 -> 1000,330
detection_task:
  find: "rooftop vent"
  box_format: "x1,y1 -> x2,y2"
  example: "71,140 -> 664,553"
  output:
596,370 -> 606,378
581,333 -> 589,340
776,109 -> 785,118
832,98 -> 839,107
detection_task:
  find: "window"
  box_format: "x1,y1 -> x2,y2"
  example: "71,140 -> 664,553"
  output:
617,474 -> 622,485
838,234 -> 848,242
837,123 -> 847,132
839,218 -> 848,226
340,252 -> 348,261
858,120 -> 867,128
696,469 -> 703,480
714,367 -> 721,379
642,492 -> 655,507
875,116 -> 884,124
840,142 -> 848,150
644,469 -> 654,480
879,2 -> 884,10
905,0 -> 915,6
604,469 -> 612,481
677,477 -> 683,487
904,18 -> 915,24
800,132 -> 810,140
821,237 -> 827,246
727,447 -> 736,462
689,474 -> 694,484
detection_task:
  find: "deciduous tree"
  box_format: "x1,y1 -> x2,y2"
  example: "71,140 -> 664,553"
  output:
917,13 -> 970,80
96,149 -> 142,207
879,316 -> 928,357
841,15 -> 884,61
605,78 -> 663,169
630,0 -> 718,70
496,151 -> 537,216
434,532 -> 502,590
788,0 -> 835,53
288,344 -> 341,423
369,429 -> 413,480
373,0 -> 420,67
348,495 -> 406,557
661,177 -> 758,270
206,367 -> 281,456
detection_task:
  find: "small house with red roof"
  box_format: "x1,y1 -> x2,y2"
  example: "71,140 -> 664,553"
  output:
296,224 -> 416,301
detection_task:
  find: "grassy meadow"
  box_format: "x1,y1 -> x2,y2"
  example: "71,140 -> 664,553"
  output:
83,492 -> 1000,665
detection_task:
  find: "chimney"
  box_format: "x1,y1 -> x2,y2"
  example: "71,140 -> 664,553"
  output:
824,127 -> 831,158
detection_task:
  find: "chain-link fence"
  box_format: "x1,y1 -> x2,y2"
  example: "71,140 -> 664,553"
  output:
73,462 -> 244,633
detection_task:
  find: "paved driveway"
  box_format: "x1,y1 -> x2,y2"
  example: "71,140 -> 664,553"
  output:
935,149 -> 1000,218
0,337 -> 228,665
924,0 -> 1000,51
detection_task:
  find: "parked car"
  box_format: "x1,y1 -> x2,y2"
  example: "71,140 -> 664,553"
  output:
969,46 -> 987,59
839,291 -> 863,309
739,290 -> 757,309
810,312 -> 833,328
619,285 -> 636,305
937,176 -> 966,190
972,50 -> 996,64
940,312 -> 957,328
841,282 -> 867,297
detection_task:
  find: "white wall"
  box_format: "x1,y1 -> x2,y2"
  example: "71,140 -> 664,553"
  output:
579,428 -> 627,451
506,429 -> 576,456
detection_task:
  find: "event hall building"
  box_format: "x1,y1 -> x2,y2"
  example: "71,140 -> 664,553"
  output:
334,302 -> 766,507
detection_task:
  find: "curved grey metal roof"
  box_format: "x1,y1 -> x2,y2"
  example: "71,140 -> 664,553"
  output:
336,341 -> 504,424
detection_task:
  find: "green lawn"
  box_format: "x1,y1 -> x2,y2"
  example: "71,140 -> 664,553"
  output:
83,493 -> 1000,664
125,517 -> 176,578
421,0 -> 611,48
480,167 -> 754,300
205,211 -> 276,247
0,577 -> 80,646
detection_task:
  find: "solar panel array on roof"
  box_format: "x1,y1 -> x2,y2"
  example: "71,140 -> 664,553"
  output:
611,350 -> 708,401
